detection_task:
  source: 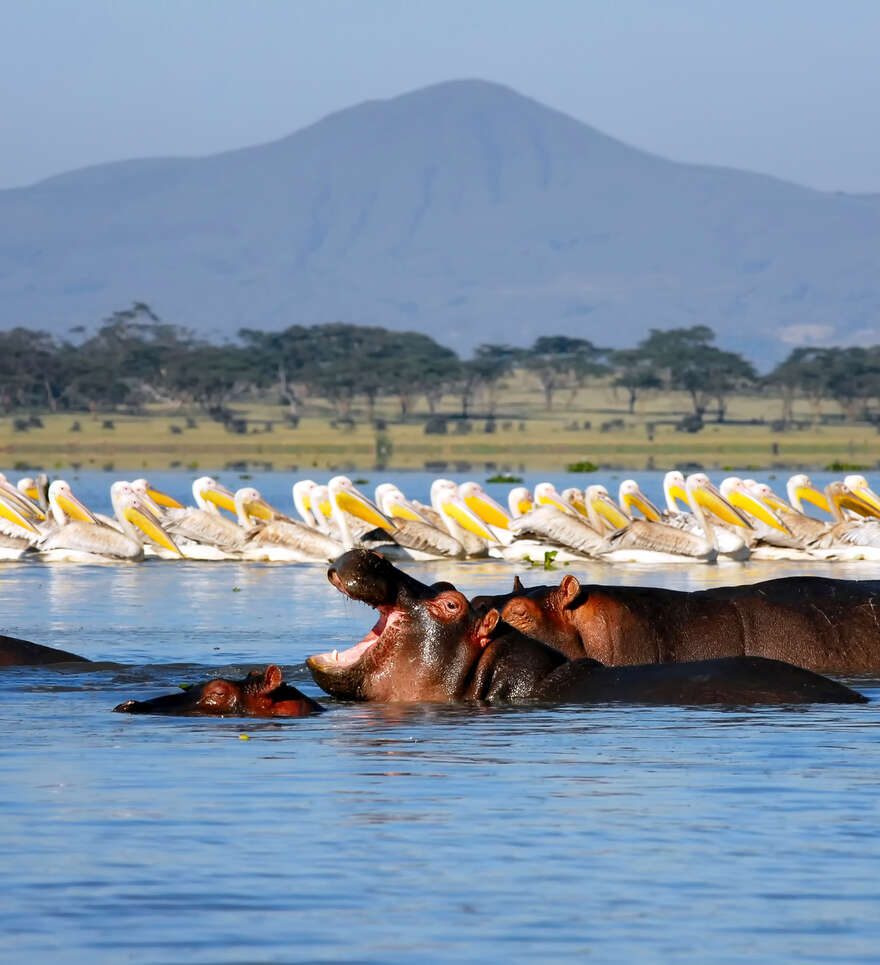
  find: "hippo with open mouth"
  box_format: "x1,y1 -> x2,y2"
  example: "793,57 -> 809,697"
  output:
114,665 -> 324,717
307,550 -> 866,705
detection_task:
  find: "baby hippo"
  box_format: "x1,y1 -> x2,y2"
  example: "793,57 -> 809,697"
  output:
114,665 -> 324,717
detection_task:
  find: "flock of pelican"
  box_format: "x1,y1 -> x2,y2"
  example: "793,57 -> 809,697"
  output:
2,470 -> 880,566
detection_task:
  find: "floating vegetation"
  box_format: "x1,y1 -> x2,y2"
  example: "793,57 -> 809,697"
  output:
825,461 -> 868,472
566,460 -> 598,473
486,474 -> 523,484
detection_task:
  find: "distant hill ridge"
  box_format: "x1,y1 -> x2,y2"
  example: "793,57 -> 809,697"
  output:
2,78 -> 879,364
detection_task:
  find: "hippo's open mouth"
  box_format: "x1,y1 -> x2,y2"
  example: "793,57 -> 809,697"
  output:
307,566 -> 408,673
310,605 -> 404,669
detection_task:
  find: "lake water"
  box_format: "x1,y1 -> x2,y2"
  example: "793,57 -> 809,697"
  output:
2,471 -> 879,963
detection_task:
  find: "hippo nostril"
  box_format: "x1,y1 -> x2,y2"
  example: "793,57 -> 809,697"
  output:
113,700 -> 137,713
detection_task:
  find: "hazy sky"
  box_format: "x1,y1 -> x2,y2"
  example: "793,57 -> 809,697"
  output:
3,0 -> 878,192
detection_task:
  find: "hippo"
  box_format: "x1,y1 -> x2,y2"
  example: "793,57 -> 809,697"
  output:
0,633 -> 89,667
306,551 -> 866,705
473,574 -> 880,673
114,665 -> 324,717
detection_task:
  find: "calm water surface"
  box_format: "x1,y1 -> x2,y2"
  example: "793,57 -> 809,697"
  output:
1,472 -> 879,963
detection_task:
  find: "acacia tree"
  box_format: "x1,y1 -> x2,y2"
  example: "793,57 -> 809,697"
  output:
523,335 -> 606,410
634,326 -> 755,421
609,348 -> 662,413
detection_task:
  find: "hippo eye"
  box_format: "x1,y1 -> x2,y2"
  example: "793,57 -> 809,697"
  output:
445,599 -> 459,611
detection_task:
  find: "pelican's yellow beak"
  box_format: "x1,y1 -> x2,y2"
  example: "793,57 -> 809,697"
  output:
622,491 -> 662,522
536,493 -> 572,515
592,493 -> 630,530
123,504 -> 183,556
692,482 -> 752,529
441,497 -> 497,543
794,484 -> 831,515
668,482 -> 690,512
0,498 -> 39,534
761,490 -> 794,514
847,483 -> 880,518
834,487 -> 877,517
24,485 -> 39,501
146,486 -> 184,510
56,492 -> 100,524
0,482 -> 44,520
243,496 -> 275,522
203,486 -> 238,515
727,490 -> 792,534
386,499 -> 430,523
516,497 -> 533,515
334,489 -> 394,531
464,492 -> 511,530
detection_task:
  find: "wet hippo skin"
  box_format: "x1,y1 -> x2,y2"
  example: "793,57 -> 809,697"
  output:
472,574 -> 880,672
0,634 -> 90,667
307,551 -> 866,706
114,665 -> 324,717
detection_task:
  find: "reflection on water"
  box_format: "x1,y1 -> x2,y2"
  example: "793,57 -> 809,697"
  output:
1,472 -> 880,962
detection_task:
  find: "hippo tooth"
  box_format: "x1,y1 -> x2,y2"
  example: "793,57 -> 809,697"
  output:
332,649 -> 339,662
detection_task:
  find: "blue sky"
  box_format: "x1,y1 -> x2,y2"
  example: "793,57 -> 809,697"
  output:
2,0 -> 878,191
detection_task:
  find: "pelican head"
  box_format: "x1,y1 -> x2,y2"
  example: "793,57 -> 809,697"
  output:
663,471 -> 689,513
618,479 -> 662,521
292,480 -> 319,525
786,474 -> 831,516
234,487 -> 276,526
375,484 -> 431,523
507,487 -> 533,517
585,484 -> 630,531
686,473 -> 752,529
843,475 -> 880,518
328,476 -> 394,531
112,483 -> 182,556
430,479 -> 497,542
130,477 -> 184,510
193,477 -> 238,515
720,477 -> 791,534
48,480 -> 100,526
533,483 -> 572,515
460,481 -> 512,529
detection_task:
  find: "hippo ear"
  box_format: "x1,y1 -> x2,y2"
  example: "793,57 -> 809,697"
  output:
557,574 -> 580,609
264,665 -> 282,692
512,575 -> 525,593
474,608 -> 500,648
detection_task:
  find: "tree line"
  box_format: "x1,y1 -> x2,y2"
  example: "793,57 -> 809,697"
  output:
0,302 -> 877,426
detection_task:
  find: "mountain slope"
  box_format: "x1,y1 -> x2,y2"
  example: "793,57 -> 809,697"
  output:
2,79 -> 879,362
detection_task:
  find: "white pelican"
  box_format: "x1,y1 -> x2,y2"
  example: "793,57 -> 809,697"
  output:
507,487 -> 533,517
717,477 -> 808,560
234,486 -> 343,562
0,489 -> 41,559
505,484 -> 607,561
587,480 -> 723,563
157,477 -> 247,559
375,484 -> 471,559
808,481 -> 880,560
427,480 -> 498,557
660,471 -> 752,560
38,481 -> 181,562
327,476 -> 398,551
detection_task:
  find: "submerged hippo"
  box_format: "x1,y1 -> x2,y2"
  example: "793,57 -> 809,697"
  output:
473,574 -> 880,672
114,665 -> 324,717
307,550 -> 865,705
0,634 -> 89,667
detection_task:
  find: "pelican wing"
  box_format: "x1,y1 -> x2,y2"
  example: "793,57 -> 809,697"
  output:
511,506 -> 608,557
605,520 -> 713,559
244,519 -> 343,560
388,520 -> 466,559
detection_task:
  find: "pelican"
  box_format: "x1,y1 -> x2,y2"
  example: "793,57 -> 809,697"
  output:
717,477 -> 807,560
508,487 -> 533,517
505,484 -> 608,561
660,471 -> 752,560
808,481 -> 880,560
38,481 -> 181,562
587,480 -> 726,563
0,489 -> 41,560
235,486 -> 343,562
157,477 -> 247,559
745,476 -> 832,547
427,480 -> 498,557
375,484 -> 471,559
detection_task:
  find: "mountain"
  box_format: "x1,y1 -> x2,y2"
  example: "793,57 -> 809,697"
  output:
2,79 -> 879,364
